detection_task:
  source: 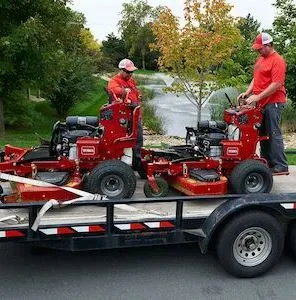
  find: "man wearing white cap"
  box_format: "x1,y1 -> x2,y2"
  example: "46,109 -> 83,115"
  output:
237,32 -> 288,174
108,58 -> 143,171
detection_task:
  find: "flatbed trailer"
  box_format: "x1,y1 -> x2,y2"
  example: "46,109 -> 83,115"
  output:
1,193 -> 296,278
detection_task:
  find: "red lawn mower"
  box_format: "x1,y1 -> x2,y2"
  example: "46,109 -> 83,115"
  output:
141,94 -> 287,197
0,94 -> 141,203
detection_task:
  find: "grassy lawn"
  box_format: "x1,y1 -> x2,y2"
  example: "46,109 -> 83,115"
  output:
0,79 -> 109,148
287,151 -> 296,165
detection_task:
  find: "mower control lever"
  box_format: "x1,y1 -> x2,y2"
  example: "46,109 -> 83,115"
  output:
225,93 -> 236,108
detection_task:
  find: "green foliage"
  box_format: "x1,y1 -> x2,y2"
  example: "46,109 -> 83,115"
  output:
45,54 -> 96,117
118,0 -> 160,70
0,0 -> 88,136
209,87 -> 241,120
281,100 -> 296,132
69,79 -> 109,116
273,0 -> 296,107
217,14 -> 260,87
4,92 -> 43,129
140,86 -> 163,134
102,33 -> 128,68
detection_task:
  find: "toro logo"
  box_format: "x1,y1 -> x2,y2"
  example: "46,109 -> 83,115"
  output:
81,146 -> 96,156
226,147 -> 239,156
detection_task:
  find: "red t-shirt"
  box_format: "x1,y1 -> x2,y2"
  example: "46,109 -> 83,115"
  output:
107,73 -> 140,104
253,51 -> 286,107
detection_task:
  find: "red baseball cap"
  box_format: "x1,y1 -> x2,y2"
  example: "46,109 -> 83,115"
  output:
252,32 -> 273,50
118,59 -> 138,72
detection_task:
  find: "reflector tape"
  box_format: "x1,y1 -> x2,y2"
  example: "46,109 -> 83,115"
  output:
38,221 -> 175,235
281,203 -> 296,209
0,230 -> 25,238
40,225 -> 106,235
115,223 -> 146,231
144,221 -> 175,229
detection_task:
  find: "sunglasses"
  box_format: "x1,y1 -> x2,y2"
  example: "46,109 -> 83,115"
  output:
122,69 -> 134,74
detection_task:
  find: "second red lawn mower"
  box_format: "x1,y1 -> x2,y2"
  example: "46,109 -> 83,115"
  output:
141,94 -> 288,197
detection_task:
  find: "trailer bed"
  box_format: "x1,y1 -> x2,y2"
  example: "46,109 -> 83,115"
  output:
0,169 -> 294,229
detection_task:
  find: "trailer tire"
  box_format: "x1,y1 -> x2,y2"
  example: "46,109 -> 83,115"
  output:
229,160 -> 273,194
143,177 -> 169,198
85,160 -> 136,199
216,211 -> 284,278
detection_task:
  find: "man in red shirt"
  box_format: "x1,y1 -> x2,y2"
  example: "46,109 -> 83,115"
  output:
108,58 -> 140,104
108,59 -> 143,170
237,32 -> 288,174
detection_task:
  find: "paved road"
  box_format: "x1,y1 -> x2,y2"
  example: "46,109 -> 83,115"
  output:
1,167 -> 296,299
0,243 -> 296,300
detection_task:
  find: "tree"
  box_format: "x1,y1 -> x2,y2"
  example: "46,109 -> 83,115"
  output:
46,54 -> 96,117
217,13 -> 261,87
0,0 -> 85,137
118,0 -> 160,70
273,0 -> 296,106
151,0 -> 241,121
102,33 -> 128,67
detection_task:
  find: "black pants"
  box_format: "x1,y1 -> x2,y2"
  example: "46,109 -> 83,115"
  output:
133,120 -> 143,169
259,103 -> 288,169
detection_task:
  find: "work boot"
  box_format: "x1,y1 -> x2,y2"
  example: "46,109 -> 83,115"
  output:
271,165 -> 289,175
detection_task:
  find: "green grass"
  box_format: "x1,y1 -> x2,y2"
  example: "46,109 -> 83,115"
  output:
0,132 -> 50,148
0,79 -> 109,148
286,150 -> 296,165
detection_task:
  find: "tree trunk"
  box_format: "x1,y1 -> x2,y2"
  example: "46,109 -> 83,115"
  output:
141,49 -> 146,70
197,103 -> 202,124
0,95 -> 5,138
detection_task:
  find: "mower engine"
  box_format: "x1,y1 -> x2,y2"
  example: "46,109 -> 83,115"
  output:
50,116 -> 102,160
186,121 -> 227,158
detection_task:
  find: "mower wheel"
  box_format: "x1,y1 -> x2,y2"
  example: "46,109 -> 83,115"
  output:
85,160 -> 136,199
143,177 -> 169,198
229,160 -> 273,194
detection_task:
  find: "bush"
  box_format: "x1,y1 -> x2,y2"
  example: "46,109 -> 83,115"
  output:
140,86 -> 163,134
281,99 -> 296,132
45,55 -> 96,117
4,91 -> 43,129
209,87 -> 241,120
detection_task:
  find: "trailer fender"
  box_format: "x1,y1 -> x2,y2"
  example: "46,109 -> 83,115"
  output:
199,193 -> 296,254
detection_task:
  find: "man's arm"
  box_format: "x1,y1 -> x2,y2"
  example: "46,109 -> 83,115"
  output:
245,82 -> 281,105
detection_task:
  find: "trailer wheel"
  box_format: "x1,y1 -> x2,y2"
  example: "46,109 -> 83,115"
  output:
143,177 -> 169,198
229,160 -> 273,194
85,160 -> 136,199
216,211 -> 284,278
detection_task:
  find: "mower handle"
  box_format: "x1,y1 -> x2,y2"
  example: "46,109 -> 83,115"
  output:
225,93 -> 236,108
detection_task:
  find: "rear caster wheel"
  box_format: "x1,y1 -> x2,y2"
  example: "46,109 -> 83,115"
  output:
143,177 -> 169,198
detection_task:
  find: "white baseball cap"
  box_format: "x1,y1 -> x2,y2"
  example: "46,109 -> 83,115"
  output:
118,59 -> 138,71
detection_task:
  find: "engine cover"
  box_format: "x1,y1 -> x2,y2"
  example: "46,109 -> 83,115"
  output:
199,133 -> 226,147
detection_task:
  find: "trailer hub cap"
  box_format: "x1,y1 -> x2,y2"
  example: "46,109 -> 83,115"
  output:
233,227 -> 272,266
